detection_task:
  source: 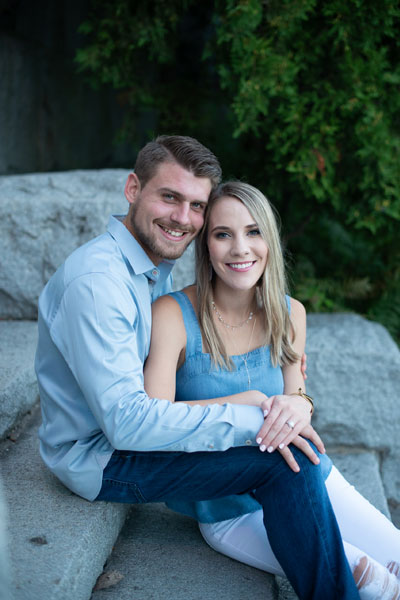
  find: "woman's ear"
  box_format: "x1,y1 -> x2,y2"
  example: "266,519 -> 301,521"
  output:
124,173 -> 141,205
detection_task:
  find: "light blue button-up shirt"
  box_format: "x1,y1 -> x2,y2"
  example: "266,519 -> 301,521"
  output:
35,216 -> 265,501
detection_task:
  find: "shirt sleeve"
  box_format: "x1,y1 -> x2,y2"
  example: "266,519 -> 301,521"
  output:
50,273 -> 264,452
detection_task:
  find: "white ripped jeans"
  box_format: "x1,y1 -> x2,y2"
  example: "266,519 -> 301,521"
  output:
199,466 -> 400,580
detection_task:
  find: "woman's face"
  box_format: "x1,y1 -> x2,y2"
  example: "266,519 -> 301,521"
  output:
207,196 -> 268,292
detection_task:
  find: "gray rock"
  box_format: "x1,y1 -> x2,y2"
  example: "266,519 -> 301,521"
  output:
306,313 -> 400,507
0,170 -> 196,319
0,321 -> 38,439
90,503 -> 278,600
0,476 -> 10,600
0,170 -> 128,319
172,240 -> 196,291
1,410 -> 130,600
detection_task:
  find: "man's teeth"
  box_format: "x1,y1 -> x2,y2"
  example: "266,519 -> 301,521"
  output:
162,227 -> 185,238
229,262 -> 253,269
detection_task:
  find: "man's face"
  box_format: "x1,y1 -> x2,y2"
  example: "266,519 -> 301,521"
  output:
124,161 -> 212,264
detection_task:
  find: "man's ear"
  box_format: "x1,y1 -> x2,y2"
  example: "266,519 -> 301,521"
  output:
124,173 -> 141,205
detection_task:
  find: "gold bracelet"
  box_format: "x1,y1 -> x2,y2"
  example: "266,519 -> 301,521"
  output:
290,388 -> 314,415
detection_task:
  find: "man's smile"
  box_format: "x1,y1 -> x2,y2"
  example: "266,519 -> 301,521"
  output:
158,223 -> 193,240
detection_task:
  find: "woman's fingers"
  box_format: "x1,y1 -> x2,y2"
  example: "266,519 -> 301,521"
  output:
257,395 -> 309,452
272,436 -> 320,472
300,424 -> 326,454
290,435 -> 320,465
277,446 -> 300,473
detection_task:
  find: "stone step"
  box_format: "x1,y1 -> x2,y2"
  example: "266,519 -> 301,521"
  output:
90,450 -> 390,600
0,321 -> 39,440
1,410 -> 130,600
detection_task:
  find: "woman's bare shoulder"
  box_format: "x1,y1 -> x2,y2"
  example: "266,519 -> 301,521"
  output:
181,284 -> 197,309
289,296 -> 306,321
152,285 -> 196,313
150,294 -> 186,348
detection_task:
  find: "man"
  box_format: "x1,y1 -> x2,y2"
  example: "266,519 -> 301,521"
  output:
35,135 -> 358,599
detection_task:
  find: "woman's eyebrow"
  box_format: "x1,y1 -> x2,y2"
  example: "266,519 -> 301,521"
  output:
210,223 -> 258,233
209,225 -> 232,233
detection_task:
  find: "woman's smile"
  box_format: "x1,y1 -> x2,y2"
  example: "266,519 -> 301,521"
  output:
226,261 -> 256,272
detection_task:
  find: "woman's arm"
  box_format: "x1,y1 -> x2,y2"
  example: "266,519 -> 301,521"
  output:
144,294 -> 186,402
255,298 -> 325,468
144,294 -> 266,407
282,297 -> 308,395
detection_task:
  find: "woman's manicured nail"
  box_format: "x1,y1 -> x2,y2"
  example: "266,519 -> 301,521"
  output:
256,437 -> 262,444
263,409 -> 269,417
279,443 -> 285,449
267,446 -> 274,453
260,445 -> 266,452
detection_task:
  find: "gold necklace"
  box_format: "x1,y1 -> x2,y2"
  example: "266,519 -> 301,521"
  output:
211,300 -> 254,330
229,316 -> 257,389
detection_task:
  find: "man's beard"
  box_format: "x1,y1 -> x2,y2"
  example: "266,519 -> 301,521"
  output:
130,209 -> 193,261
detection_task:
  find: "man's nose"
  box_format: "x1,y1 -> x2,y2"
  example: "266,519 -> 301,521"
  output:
170,202 -> 191,225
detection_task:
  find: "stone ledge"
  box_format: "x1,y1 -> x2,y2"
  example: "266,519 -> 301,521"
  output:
0,321 -> 38,440
1,411 -> 130,600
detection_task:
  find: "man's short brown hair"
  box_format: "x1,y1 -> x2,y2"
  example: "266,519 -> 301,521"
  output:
134,135 -> 222,190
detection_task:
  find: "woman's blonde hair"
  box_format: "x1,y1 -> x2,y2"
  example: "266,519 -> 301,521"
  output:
195,181 -> 298,369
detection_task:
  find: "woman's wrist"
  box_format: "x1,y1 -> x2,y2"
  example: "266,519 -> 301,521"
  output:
289,388 -> 314,415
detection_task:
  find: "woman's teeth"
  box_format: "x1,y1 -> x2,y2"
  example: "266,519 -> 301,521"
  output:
228,262 -> 253,269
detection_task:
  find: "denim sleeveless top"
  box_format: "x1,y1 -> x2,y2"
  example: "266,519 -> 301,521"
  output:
166,290 -> 332,523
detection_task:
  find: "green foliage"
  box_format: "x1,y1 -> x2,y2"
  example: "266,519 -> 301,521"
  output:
75,0 -> 400,343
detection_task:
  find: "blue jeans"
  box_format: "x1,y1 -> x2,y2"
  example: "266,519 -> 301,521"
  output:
96,445 -> 358,600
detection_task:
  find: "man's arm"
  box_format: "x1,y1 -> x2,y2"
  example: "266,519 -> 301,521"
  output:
50,273 -> 264,452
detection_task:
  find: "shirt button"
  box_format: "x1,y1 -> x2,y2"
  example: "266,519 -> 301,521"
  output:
208,443 -> 214,449
152,269 -> 158,277
245,439 -> 252,446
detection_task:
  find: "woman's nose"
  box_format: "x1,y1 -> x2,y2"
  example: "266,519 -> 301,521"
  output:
230,236 -> 250,256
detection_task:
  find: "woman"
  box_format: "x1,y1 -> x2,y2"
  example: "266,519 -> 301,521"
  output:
144,181 -> 400,599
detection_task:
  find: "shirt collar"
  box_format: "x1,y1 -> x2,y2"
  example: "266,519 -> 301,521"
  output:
107,215 -> 174,281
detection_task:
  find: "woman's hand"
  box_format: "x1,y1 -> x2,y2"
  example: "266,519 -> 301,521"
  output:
275,427 -> 325,472
255,394 -> 325,472
255,394 -> 313,454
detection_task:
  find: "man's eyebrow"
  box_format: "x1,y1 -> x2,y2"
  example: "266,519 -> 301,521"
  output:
159,187 -> 183,198
159,187 -> 208,205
